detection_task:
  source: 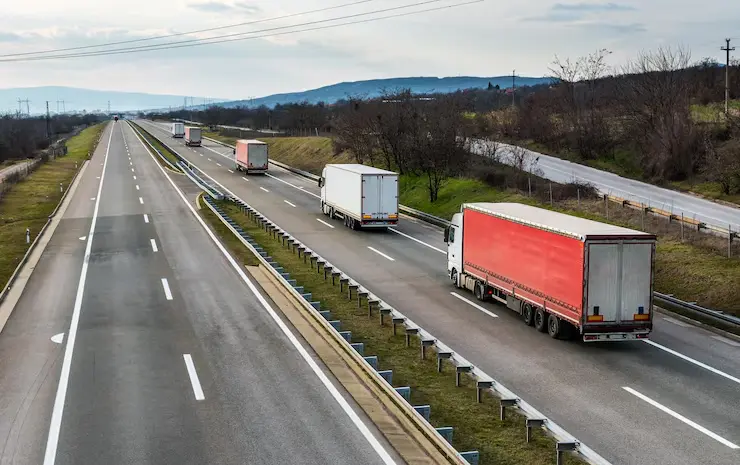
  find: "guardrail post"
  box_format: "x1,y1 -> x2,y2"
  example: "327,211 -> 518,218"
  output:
526,418 -> 546,443
309,255 -> 318,268
340,277 -> 349,292
316,260 -> 325,274
556,441 -> 578,465
331,271 -> 341,286
413,405 -> 431,422
357,290 -> 368,308
420,338 -> 434,360
476,380 -> 493,404
437,351 -> 452,372
368,299 -> 379,317
460,451 -> 479,465
392,316 -> 405,335
379,307 -> 391,326
348,284 -> 358,300
499,397 -> 518,418
435,427 -> 453,444
456,365 -> 472,387
323,265 -> 332,280
405,327 -> 419,347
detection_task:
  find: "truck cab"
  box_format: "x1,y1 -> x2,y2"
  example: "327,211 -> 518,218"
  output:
444,213 -> 463,287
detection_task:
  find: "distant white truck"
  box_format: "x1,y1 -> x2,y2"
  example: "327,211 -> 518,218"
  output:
319,164 -> 399,230
184,127 -> 202,147
233,139 -> 268,174
171,122 -> 185,138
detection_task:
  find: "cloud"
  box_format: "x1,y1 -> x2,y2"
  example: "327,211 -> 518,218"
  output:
0,32 -> 24,43
552,2 -> 636,12
523,2 -> 636,22
570,21 -> 646,34
187,1 -> 260,15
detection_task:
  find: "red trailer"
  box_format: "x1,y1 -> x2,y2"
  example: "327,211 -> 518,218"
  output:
444,203 -> 656,341
233,139 -> 268,174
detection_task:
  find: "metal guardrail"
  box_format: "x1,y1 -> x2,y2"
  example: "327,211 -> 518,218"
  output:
202,194 -> 471,465
164,145 -> 611,465
128,122 -> 183,172
199,130 -> 739,332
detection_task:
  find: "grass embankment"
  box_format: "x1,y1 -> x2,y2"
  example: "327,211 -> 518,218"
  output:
202,199 -> 583,465
131,123 -> 180,168
237,135 -> 740,318
0,123 -> 106,289
204,131 -> 351,175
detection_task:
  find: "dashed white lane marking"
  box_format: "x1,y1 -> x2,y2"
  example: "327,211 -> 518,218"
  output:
260,187 -> 269,193
284,200 -> 297,208
161,278 -> 173,300
316,218 -> 335,229
367,246 -> 395,262
450,292 -> 499,318
150,239 -> 158,252
183,354 -> 205,401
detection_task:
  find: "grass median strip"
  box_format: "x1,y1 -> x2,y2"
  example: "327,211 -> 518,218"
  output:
200,198 -> 584,465
0,123 -> 105,289
131,123 -> 181,168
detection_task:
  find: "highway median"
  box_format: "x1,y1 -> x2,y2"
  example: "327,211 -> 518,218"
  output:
199,196 -> 588,465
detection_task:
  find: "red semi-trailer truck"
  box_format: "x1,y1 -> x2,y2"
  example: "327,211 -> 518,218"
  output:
445,202 -> 656,342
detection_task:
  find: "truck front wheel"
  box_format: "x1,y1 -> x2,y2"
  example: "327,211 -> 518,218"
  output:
534,308 -> 548,333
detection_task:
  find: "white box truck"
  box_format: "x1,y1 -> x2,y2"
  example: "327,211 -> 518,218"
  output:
184,127 -> 202,147
171,122 -> 185,138
318,164 -> 398,230
233,139 -> 268,174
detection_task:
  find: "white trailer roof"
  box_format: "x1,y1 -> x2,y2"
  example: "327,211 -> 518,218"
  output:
237,139 -> 266,145
326,164 -> 397,175
464,202 -> 654,240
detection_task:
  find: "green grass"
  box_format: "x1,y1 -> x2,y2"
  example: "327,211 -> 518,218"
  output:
198,196 -> 258,266
203,200 -> 585,465
0,123 -> 106,289
670,179 -> 740,206
131,123 -> 180,168
204,131 -> 352,175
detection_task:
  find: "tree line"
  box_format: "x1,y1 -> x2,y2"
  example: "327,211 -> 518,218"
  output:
0,113 -> 102,163
149,45 -> 740,200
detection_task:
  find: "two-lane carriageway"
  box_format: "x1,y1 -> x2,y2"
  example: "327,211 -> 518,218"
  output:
140,119 -> 740,465
0,120 -> 399,465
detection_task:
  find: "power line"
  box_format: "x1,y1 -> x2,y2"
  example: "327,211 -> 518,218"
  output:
0,0 -> 482,62
1,0 -> 445,61
0,0 -> 378,58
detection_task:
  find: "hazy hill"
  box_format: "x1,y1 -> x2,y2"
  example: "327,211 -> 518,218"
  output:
219,76 -> 553,109
0,86 -> 227,115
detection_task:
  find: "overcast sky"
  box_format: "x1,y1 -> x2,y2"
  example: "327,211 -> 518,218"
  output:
0,0 -> 737,100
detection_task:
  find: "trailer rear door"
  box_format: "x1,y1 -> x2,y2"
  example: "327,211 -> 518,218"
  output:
362,174 -> 397,220
586,241 -> 653,324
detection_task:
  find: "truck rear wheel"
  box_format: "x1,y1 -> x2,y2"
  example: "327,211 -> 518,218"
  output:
522,303 -> 534,326
534,308 -> 548,333
547,314 -> 562,338
474,282 -> 484,301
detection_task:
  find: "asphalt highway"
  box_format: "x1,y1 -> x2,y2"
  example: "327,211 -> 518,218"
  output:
141,119 -> 740,465
0,121 -> 398,465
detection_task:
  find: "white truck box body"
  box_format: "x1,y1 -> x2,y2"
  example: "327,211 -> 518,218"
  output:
235,139 -> 268,173
171,122 -> 185,138
184,127 -> 202,146
321,164 -> 398,228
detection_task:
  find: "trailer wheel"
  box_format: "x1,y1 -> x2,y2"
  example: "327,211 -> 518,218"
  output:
534,308 -> 548,333
522,303 -> 534,326
547,314 -> 562,338
474,282 -> 484,301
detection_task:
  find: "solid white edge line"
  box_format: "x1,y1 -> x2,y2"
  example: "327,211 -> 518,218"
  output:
622,386 -> 739,449
260,186 -> 269,193
150,239 -> 158,252
450,292 -> 499,318
161,278 -> 173,300
388,228 -> 446,254
144,214 -> 149,223
43,122 -> 114,465
128,121 -> 397,465
284,200 -> 297,208
642,340 -> 740,385
367,246 -> 395,262
316,218 -> 335,229
183,354 -> 205,401
265,172 -> 320,199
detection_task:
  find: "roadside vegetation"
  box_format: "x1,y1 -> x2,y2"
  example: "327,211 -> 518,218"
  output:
202,199 -> 585,465
0,122 -> 106,289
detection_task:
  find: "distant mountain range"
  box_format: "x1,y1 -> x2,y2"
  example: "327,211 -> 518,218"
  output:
0,76 -> 552,115
215,76 -> 554,109
0,86 -> 226,116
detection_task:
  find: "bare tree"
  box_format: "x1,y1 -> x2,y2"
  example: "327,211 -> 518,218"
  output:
703,136 -> 740,194
618,46 -> 697,179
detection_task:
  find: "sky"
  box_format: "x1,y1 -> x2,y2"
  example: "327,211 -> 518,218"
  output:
0,0 -> 737,102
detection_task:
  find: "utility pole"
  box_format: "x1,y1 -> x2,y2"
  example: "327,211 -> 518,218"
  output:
107,100 -> 111,114
45,101 -> 51,141
722,38 -> 735,114
17,98 -> 22,116
26,99 -> 30,116
512,69 -> 516,107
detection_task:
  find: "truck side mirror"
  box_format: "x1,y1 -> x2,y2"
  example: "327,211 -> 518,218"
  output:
443,226 -> 450,243
318,177 -> 324,188
233,149 -> 236,155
